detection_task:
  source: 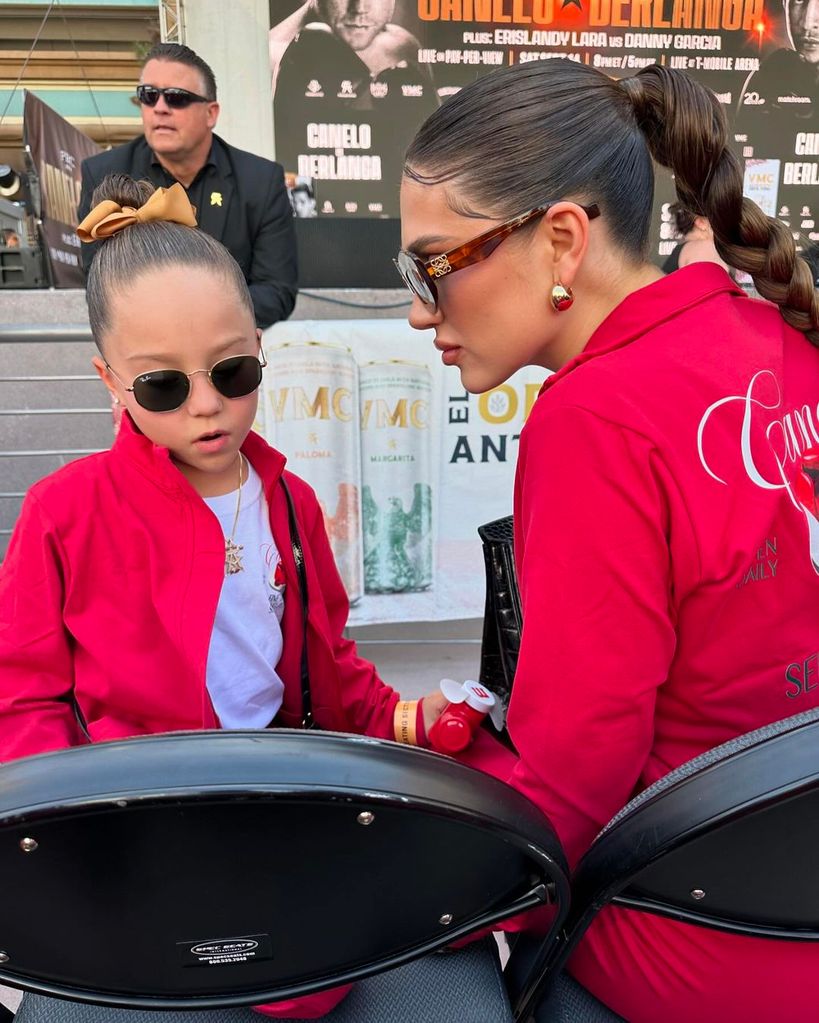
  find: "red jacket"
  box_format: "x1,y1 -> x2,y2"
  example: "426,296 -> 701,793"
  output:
0,415 -> 402,1019
0,414 -> 399,757
488,264 -> 819,1022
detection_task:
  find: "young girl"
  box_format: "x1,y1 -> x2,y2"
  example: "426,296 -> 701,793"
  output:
396,62 -> 819,1021
0,174 -> 454,1018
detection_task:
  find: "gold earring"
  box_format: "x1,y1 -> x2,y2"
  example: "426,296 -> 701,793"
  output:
551,283 -> 574,312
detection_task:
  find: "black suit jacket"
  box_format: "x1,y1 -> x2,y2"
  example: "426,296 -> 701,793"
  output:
78,134 -> 298,328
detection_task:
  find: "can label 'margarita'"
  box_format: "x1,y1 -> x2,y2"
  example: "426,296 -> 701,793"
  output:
261,341 -> 363,603
359,360 -> 433,593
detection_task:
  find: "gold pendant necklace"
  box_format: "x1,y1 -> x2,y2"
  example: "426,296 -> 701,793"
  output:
224,454 -> 245,576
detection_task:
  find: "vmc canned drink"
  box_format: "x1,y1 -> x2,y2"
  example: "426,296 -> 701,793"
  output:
261,341 -> 363,603
359,360 -> 433,593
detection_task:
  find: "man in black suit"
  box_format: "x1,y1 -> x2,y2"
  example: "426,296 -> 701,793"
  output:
79,43 -> 297,329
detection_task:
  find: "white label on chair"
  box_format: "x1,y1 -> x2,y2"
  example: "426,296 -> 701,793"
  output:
177,933 -> 273,967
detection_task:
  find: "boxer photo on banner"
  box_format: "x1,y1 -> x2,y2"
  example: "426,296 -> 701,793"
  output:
269,0 -> 438,217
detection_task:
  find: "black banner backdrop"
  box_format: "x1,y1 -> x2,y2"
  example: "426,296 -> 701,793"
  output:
269,0 -> 818,263
23,91 -> 101,288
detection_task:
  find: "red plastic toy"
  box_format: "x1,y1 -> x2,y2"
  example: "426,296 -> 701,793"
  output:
428,679 -> 502,754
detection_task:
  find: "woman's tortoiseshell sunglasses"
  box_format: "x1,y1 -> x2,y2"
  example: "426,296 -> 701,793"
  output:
394,201 -> 601,312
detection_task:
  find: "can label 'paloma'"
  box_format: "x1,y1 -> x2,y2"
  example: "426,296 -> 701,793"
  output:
360,361 -> 433,593
261,342 -> 363,603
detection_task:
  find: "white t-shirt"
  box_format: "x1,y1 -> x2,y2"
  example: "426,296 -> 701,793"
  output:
203,462 -> 286,728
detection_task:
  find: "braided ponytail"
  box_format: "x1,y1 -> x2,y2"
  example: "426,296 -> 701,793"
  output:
620,66 -> 819,346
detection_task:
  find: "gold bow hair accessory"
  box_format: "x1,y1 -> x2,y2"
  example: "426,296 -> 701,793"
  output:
77,182 -> 198,242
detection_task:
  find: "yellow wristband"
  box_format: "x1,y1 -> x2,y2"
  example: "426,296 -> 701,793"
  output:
394,700 -> 419,745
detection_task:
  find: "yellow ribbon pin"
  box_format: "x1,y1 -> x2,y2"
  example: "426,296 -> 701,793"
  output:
210,191 -> 222,207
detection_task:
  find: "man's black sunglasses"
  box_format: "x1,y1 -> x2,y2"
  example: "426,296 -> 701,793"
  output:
136,85 -> 210,109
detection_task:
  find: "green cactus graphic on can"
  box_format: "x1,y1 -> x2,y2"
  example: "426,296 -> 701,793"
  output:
360,361 -> 433,593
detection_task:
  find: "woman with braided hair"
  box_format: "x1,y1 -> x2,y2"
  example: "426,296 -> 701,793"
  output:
395,62 -> 819,1021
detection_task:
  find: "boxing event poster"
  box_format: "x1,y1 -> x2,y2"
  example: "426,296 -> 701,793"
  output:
269,0 -> 817,262
23,91 -> 101,287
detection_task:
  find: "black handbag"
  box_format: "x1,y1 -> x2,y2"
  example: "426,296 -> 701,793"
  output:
477,516 -> 522,740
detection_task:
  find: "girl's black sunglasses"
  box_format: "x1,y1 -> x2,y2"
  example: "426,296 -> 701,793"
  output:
136,85 -> 210,109
106,353 -> 266,414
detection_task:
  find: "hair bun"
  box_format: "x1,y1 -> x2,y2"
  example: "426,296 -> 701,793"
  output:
90,174 -> 155,211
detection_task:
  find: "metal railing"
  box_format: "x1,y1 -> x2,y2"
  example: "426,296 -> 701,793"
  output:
0,324 -> 109,543
0,325 -> 93,344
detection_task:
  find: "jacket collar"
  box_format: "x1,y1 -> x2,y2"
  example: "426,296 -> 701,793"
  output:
241,428 -> 288,507
541,263 -> 744,396
114,412 -> 286,498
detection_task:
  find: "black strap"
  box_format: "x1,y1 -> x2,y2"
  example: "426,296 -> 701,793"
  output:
281,477 -> 315,729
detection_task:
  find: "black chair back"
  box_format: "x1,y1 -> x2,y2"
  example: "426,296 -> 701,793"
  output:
0,730 -> 570,1011
576,705 -> 819,937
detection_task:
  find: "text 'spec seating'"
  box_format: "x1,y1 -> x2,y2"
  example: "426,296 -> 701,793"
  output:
3,707 -> 819,1023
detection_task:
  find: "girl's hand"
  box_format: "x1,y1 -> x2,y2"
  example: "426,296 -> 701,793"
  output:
421,690 -> 449,734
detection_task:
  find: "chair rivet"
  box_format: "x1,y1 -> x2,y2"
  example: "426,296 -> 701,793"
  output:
0,952 -> 8,964
439,913 -> 453,925
690,888 -> 706,900
357,811 -> 375,826
19,837 -> 38,853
